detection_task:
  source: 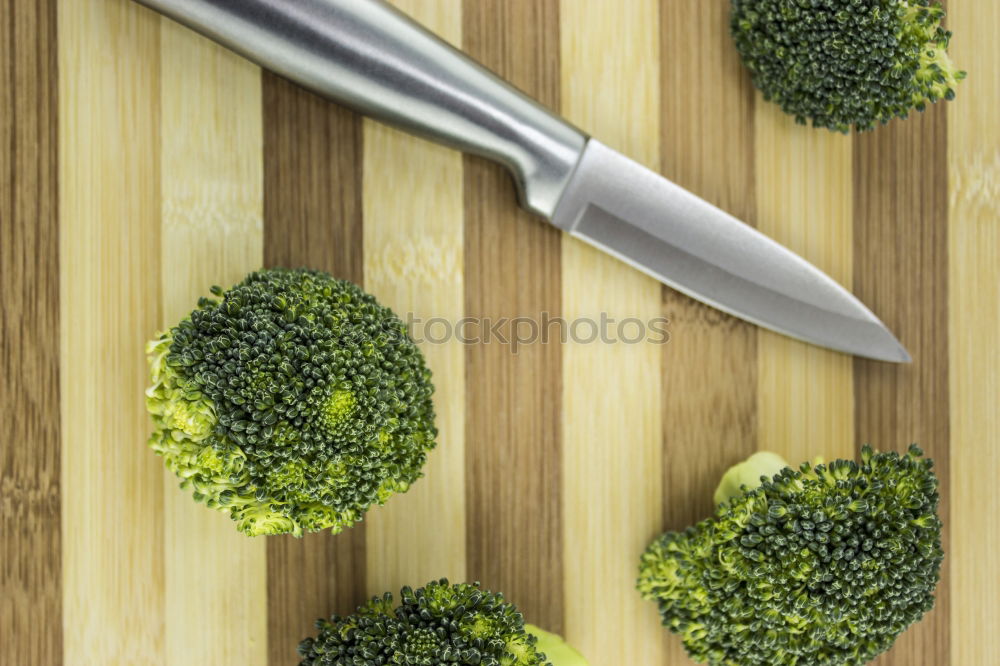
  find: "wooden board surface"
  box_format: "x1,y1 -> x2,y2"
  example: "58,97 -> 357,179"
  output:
2,0 -> 998,663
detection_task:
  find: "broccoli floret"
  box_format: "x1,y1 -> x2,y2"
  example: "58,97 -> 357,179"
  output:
731,0 -> 966,132
145,268 -> 436,537
638,445 -> 943,665
297,579 -> 588,666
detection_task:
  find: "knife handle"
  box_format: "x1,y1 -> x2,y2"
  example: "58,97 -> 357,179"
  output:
138,0 -> 588,219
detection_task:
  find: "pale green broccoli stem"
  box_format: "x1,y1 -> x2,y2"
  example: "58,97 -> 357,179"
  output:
712,451 -> 790,507
713,451 -> 829,506
525,625 -> 589,666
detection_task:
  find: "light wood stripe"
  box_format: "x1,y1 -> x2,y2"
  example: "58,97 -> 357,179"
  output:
948,0 -> 1000,662
159,21 -> 266,665
560,2 -> 666,663
854,104 -> 951,666
0,1 -> 60,663
462,0 -> 564,632
262,75 -> 367,665
363,0 -> 467,596
59,1 -> 165,663
755,105 -> 855,465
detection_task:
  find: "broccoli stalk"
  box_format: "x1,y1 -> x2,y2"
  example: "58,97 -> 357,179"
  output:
145,268 -> 436,537
711,451 -> 792,507
297,579 -> 588,666
639,445 -> 943,666
731,0 -> 966,132
525,625 -> 588,666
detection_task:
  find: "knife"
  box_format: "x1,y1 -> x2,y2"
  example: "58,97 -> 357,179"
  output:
136,0 -> 910,362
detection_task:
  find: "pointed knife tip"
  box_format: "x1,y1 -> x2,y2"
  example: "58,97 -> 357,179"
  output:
892,345 -> 913,364
863,331 -> 911,364
882,328 -> 912,364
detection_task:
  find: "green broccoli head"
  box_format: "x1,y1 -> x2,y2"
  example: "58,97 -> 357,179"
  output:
731,0 -> 966,132
638,445 -> 943,665
145,268 -> 436,537
297,579 -> 585,666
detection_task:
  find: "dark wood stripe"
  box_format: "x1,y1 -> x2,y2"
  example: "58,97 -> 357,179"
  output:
0,1 -> 60,664
658,0 -> 758,558
462,0 -> 564,633
0,0 -> 63,664
262,72 -> 367,666
853,107 -> 950,665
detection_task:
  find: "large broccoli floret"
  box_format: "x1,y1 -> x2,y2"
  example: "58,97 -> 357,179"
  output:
145,268 -> 436,537
638,445 -> 943,665
297,579 -> 588,666
731,0 -> 966,132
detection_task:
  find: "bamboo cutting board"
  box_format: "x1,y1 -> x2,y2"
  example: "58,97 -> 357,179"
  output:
2,1 -> 998,664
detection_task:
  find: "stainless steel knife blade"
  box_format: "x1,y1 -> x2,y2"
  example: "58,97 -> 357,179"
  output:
135,0 -> 909,362
552,141 -> 909,362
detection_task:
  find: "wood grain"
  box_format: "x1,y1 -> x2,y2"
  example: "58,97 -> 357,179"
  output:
2,0 -> 995,663
755,104 -> 856,466
559,2 -> 667,663
363,0 -> 467,597
947,1 -> 1000,663
854,104 -> 951,666
658,0 -> 758,531
262,75 -> 364,280
262,74 -> 367,665
159,20 -> 266,665
462,0 -> 565,632
58,0 -> 165,663
0,1 -> 60,663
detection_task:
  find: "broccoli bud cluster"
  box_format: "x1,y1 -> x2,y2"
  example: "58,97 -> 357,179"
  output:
145,268 -> 436,536
639,445 -> 943,665
298,579 -> 552,666
731,0 -> 965,132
